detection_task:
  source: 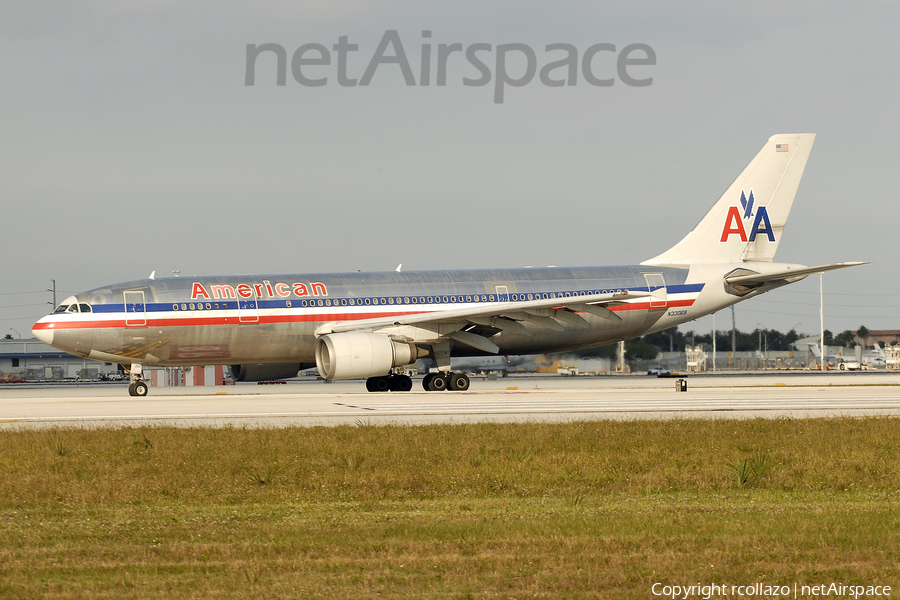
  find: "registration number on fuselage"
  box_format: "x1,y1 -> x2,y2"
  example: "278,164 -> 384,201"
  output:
667,309 -> 688,317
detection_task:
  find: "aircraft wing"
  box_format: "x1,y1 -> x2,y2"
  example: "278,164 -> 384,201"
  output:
725,262 -> 867,287
315,290 -> 650,353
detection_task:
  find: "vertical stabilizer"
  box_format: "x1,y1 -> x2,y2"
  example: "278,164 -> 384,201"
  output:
642,133 -> 815,266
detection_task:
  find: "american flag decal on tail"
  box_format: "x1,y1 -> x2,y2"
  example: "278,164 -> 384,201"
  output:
775,143 -> 788,152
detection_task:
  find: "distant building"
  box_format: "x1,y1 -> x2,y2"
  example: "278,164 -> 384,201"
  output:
0,338 -> 229,386
0,338 -> 120,380
861,330 -> 900,348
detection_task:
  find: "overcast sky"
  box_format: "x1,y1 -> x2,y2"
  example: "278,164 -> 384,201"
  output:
2,1 -> 897,341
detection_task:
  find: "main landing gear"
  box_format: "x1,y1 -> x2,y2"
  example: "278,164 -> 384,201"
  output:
364,372 -> 470,392
126,364 -> 149,397
365,374 -> 413,392
422,371 -> 469,392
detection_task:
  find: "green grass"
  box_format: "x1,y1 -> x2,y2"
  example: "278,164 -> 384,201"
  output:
1,418 -> 899,598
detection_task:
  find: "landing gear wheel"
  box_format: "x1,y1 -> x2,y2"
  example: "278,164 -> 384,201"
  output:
390,375 -> 412,392
132,381 -> 149,397
422,373 -> 435,391
366,376 -> 391,392
128,382 -> 137,396
428,373 -> 449,392
449,372 -> 470,391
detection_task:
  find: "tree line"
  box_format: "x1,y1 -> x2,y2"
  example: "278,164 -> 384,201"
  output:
571,325 -> 873,361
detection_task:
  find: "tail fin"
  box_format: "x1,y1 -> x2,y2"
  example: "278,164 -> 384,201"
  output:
642,133 -> 816,266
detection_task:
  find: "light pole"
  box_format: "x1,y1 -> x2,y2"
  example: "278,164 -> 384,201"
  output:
820,273 -> 825,371
48,279 -> 56,308
10,328 -> 21,339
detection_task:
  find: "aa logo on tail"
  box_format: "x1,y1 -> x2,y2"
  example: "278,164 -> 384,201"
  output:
720,189 -> 775,243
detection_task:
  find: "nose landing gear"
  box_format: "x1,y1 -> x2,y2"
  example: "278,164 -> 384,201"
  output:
126,364 -> 149,397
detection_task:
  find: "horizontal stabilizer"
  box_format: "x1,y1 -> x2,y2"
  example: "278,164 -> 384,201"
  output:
725,262 -> 867,286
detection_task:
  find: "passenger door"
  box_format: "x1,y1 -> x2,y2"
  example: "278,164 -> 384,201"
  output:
124,290 -> 147,327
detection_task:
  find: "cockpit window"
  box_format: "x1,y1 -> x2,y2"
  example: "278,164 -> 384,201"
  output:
66,305 -> 79,313
53,305 -> 70,313
79,304 -> 92,313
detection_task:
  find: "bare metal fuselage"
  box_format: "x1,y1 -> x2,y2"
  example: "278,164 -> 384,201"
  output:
35,265 -> 699,368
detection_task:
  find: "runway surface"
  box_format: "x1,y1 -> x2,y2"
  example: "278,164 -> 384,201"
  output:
2,372 -> 899,429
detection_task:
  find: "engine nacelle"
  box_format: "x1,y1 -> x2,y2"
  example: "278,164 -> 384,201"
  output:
316,333 -> 418,380
228,363 -> 304,382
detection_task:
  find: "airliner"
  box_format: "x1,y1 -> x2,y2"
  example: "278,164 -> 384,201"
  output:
32,133 -> 863,396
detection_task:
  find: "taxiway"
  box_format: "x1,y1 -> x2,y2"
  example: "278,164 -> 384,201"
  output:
1,372 -> 899,429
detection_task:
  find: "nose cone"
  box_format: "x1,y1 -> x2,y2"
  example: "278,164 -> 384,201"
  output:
32,319 -> 55,346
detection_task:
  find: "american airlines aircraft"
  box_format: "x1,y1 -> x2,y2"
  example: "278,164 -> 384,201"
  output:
33,134 -> 863,396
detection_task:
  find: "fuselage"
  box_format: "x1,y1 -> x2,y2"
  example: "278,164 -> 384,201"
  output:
32,264 -> 722,368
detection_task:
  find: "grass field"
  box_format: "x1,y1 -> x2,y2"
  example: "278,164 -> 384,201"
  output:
1,418 -> 898,598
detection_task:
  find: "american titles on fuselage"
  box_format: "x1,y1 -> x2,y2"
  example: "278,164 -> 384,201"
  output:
190,280 -> 328,301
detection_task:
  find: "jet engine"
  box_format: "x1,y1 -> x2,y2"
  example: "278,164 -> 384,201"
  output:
228,363 -> 305,382
315,333 -> 419,380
